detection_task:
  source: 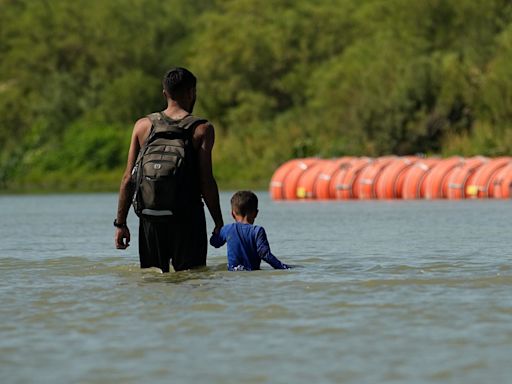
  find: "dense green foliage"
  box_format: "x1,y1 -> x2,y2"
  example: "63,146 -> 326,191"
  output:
1,0 -> 512,191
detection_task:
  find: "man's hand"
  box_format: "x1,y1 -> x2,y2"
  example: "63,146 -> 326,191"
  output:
210,227 -> 225,248
115,227 -> 131,249
212,224 -> 223,236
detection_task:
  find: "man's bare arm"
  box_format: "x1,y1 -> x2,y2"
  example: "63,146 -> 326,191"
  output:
194,122 -> 224,233
115,118 -> 151,249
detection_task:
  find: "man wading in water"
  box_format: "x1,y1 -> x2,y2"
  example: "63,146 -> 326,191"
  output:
114,67 -> 224,272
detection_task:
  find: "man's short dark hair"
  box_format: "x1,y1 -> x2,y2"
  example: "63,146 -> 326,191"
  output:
231,191 -> 258,216
163,67 -> 197,100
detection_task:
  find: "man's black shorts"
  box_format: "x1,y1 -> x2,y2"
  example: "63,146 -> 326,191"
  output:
138,204 -> 207,272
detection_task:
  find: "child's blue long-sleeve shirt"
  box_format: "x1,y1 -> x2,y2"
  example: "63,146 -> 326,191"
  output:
210,223 -> 289,271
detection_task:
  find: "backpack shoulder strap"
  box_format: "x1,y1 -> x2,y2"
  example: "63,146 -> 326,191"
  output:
178,115 -> 208,130
147,112 -> 163,124
144,113 -> 208,142
140,113 -> 163,147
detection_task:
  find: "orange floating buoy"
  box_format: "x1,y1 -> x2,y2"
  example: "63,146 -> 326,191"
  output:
295,160 -> 331,199
402,158 -> 441,199
356,156 -> 396,199
492,162 -> 512,198
281,158 -> 320,200
375,157 -> 417,199
269,159 -> 301,200
423,157 -> 464,199
314,157 -> 354,199
332,157 -> 372,199
465,157 -> 511,198
446,156 -> 488,199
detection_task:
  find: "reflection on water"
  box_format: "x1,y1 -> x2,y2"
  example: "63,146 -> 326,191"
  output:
1,193 -> 511,383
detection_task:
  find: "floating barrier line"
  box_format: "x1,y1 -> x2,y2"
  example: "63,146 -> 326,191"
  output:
269,156 -> 512,200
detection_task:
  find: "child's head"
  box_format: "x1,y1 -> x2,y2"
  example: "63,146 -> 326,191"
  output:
231,190 -> 259,223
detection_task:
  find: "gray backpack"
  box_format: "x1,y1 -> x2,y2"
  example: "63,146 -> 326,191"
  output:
132,112 -> 207,219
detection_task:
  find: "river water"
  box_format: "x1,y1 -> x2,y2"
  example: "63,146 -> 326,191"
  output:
1,192 -> 511,383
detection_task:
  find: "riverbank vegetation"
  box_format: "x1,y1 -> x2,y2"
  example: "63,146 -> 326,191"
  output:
1,0 -> 512,192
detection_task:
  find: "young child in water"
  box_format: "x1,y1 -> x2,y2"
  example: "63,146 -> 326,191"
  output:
210,190 -> 290,271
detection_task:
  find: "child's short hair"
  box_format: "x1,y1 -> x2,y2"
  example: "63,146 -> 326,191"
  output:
231,190 -> 258,216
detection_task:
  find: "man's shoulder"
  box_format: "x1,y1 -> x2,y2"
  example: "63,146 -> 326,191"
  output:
193,118 -> 213,133
132,117 -> 152,144
134,115 -> 152,131
190,116 -> 214,149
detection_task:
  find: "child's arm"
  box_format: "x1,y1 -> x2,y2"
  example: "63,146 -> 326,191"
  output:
209,226 -> 227,248
256,227 -> 289,269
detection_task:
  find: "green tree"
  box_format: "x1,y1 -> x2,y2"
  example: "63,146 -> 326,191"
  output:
1,0 -> 512,191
